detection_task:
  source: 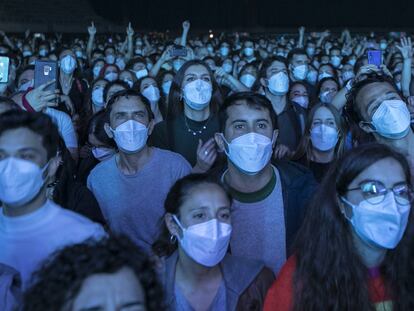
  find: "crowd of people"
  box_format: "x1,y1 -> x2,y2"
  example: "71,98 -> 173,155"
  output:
0,20 -> 413,310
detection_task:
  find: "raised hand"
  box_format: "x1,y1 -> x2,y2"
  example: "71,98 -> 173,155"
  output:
194,138 -> 217,173
126,22 -> 134,38
25,80 -> 59,112
182,20 -> 190,32
397,36 -> 413,60
88,22 -> 96,36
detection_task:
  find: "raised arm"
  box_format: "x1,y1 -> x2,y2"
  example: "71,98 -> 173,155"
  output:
396,36 -> 413,97
86,22 -> 97,62
180,20 -> 190,47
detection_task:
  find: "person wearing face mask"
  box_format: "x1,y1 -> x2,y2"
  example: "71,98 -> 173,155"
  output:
89,58 -> 105,81
242,40 -> 256,63
77,110 -> 116,185
329,47 -> 342,68
87,90 -> 191,254
136,76 -> 164,124
24,236 -> 165,311
346,74 -> 414,177
57,49 -> 88,118
127,57 -> 150,80
317,77 -> 339,105
238,62 -> 259,90
213,92 -> 317,275
218,42 -> 231,60
0,111 -> 105,289
258,57 -> 302,153
89,78 -> 107,114
288,48 -> 317,99
102,80 -> 129,106
119,70 -> 136,89
288,82 -> 310,134
150,60 -> 223,173
317,63 -> 337,82
292,104 -> 346,182
102,64 -> 119,82
264,143 -> 414,311
153,174 -> 275,311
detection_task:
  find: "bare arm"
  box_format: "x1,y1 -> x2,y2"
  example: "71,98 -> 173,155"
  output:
396,36 -> 413,97
180,20 -> 190,47
86,22 -> 96,62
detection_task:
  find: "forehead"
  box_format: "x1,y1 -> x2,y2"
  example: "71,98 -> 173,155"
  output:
94,80 -> 107,88
356,82 -> 398,107
291,84 -> 307,92
60,50 -> 75,59
268,60 -> 286,71
321,80 -> 338,89
313,106 -> 335,120
184,64 -> 209,76
109,85 -> 125,94
0,127 -> 45,154
19,69 -> 34,81
119,71 -> 133,79
141,77 -> 156,86
226,101 -> 271,122
182,183 -> 229,207
105,65 -> 118,72
292,54 -> 308,61
352,157 -> 406,186
111,96 -> 146,113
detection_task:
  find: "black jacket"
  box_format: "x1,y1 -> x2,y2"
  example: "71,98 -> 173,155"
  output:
209,160 -> 318,255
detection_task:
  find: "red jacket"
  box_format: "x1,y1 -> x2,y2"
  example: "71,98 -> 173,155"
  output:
264,256 -> 393,311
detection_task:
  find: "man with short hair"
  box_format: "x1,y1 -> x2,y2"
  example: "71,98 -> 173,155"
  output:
214,92 -> 317,274
87,90 -> 191,253
0,110 -> 105,287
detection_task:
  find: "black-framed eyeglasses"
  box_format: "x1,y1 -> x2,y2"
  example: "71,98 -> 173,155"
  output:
347,180 -> 413,206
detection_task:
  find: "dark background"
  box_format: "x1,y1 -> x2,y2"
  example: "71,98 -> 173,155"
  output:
89,0 -> 414,31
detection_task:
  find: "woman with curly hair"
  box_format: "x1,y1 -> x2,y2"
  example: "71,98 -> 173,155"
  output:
23,235 -> 165,311
264,143 -> 414,310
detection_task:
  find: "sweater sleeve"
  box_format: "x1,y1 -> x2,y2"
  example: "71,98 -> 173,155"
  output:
264,256 -> 296,311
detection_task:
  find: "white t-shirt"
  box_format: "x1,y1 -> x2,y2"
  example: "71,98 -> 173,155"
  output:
44,108 -> 78,148
0,200 -> 105,288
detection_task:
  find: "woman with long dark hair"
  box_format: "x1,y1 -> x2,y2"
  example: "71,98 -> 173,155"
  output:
150,60 -> 223,172
264,143 -> 414,310
291,103 -> 347,182
153,174 -> 274,311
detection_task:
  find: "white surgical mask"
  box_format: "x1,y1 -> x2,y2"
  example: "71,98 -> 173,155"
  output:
75,50 -> 83,59
306,47 -> 315,56
92,147 -> 115,161
39,49 -> 48,57
110,120 -> 149,153
396,81 -> 402,91
223,63 -> 233,73
183,79 -> 212,111
348,59 -> 356,66
19,79 -> 34,92
92,87 -> 104,106
220,47 -> 230,57
93,65 -> 103,78
240,74 -> 256,88
244,47 -> 254,57
370,99 -> 411,139
173,215 -> 232,267
306,70 -> 318,85
105,72 -> 118,82
173,59 -> 184,72
0,157 -> 49,206
142,85 -> 160,102
310,124 -> 338,151
340,194 -> 410,249
135,69 -> 148,80
342,71 -> 355,82
162,81 -> 172,95
292,64 -> 308,81
292,96 -> 309,109
116,58 -> 126,70
319,90 -> 335,104
330,56 -> 341,67
60,55 -> 76,74
267,72 -> 289,95
222,132 -> 274,175
380,43 -> 388,50
105,54 -> 115,64
318,72 -> 333,81
23,50 -> 32,57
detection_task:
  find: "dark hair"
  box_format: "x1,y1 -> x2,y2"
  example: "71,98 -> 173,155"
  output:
318,63 -> 338,80
126,57 -> 147,71
152,173 -> 231,257
87,110 -> 116,148
316,77 -> 340,97
345,73 -> 398,145
291,103 -> 347,162
105,89 -> 154,122
218,91 -> 277,132
287,48 -> 308,64
254,56 -> 288,91
103,79 -> 129,103
0,110 -> 59,160
167,60 -> 223,120
292,143 -> 414,311
23,235 -> 165,311
0,96 -> 19,112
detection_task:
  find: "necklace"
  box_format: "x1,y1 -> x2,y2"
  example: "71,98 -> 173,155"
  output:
184,115 -> 211,136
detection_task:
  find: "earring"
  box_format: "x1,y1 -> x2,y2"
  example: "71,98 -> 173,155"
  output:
169,235 -> 177,244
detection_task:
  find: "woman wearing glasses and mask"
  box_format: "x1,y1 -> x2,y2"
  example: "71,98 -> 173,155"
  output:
265,143 -> 414,310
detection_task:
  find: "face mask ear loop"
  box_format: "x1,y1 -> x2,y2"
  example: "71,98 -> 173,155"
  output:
172,214 -> 185,236
339,196 -> 354,222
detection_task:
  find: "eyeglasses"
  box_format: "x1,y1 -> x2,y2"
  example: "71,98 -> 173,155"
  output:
347,180 -> 414,206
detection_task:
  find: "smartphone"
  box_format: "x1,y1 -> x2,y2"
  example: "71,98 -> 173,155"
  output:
367,50 -> 382,67
169,46 -> 187,57
0,56 -> 10,83
34,60 -> 57,92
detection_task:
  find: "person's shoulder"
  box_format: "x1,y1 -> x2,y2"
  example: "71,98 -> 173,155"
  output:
152,148 -> 191,167
88,155 -> 117,178
274,160 -> 315,183
50,201 -> 105,235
